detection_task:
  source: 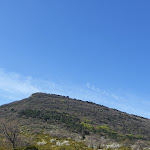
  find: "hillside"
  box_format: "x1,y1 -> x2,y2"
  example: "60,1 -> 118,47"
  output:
0,92 -> 150,149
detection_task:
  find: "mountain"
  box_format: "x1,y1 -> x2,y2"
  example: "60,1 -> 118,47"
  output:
0,92 -> 150,150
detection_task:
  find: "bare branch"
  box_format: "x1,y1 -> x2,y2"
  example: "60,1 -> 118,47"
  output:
1,120 -> 20,149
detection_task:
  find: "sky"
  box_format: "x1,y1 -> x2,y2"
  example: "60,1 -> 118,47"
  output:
0,0 -> 150,118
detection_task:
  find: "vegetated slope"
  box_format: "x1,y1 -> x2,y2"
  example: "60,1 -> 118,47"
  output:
0,92 -> 150,141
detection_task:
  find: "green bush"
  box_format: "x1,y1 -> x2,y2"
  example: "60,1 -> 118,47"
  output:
14,146 -> 38,150
24,146 -> 38,150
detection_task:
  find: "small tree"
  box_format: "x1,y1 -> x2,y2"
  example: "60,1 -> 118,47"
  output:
1,120 -> 20,149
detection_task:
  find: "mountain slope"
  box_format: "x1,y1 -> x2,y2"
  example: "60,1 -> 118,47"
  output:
0,92 -> 150,149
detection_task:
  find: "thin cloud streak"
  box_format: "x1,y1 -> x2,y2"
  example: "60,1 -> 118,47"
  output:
0,68 -> 150,118
0,69 -> 40,101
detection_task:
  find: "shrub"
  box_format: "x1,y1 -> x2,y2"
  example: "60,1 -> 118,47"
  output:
24,146 -> 38,150
14,146 -> 38,150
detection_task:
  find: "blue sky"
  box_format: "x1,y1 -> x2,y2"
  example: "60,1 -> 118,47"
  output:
0,0 -> 150,118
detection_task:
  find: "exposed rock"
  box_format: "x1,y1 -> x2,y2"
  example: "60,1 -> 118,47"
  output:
63,140 -> 70,145
37,139 -> 47,145
50,138 -> 56,143
106,143 -> 122,149
56,140 -> 70,146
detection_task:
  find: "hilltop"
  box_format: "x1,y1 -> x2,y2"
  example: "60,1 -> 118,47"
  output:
0,92 -> 150,149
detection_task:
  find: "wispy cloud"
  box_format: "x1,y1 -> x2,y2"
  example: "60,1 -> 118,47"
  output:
0,68 -> 40,98
0,68 -> 150,118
